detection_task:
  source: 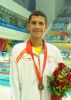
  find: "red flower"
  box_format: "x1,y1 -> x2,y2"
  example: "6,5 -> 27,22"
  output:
59,63 -> 66,69
59,82 -> 65,88
53,68 -> 60,77
65,73 -> 71,82
51,80 -> 58,86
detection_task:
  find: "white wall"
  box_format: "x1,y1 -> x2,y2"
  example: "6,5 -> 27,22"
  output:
0,26 -> 29,41
36,0 -> 54,24
36,0 -> 66,24
55,0 -> 65,18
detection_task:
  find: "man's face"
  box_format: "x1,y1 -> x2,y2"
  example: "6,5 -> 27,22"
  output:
28,15 -> 47,39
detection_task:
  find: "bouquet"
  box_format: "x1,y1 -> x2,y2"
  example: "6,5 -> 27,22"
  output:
47,63 -> 71,100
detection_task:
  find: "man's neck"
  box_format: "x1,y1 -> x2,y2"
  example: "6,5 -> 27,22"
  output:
30,37 -> 43,47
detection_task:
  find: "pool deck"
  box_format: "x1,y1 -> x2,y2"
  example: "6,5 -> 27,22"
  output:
0,85 -> 11,100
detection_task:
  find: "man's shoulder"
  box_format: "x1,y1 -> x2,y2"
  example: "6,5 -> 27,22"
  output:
12,42 -> 26,58
46,42 -> 60,51
12,42 -> 26,51
46,42 -> 57,48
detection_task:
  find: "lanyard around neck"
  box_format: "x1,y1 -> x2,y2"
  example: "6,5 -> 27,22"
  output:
26,39 -> 47,89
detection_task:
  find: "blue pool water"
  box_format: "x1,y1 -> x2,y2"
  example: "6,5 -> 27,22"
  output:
0,79 -> 10,86
0,74 -> 10,86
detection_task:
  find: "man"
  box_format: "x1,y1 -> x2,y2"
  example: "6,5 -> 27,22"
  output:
10,11 -> 63,100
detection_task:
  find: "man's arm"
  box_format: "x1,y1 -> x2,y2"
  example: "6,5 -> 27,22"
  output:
55,47 -> 63,63
10,51 -> 21,100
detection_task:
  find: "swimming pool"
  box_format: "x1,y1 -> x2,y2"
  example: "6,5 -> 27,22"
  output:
0,61 -> 10,87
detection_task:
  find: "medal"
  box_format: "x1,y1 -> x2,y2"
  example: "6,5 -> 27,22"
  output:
38,83 -> 44,90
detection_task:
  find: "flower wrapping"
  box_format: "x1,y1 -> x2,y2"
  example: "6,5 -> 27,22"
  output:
51,95 -> 62,100
47,63 -> 71,98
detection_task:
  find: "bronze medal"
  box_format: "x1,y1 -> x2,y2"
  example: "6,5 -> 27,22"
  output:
38,83 -> 44,90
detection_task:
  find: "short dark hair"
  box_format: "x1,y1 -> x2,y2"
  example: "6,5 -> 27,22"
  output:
28,10 -> 47,25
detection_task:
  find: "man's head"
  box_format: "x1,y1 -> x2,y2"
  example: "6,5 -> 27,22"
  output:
28,10 -> 47,25
28,10 -> 48,39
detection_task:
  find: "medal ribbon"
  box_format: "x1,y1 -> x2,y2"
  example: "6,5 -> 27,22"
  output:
26,39 -> 47,85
